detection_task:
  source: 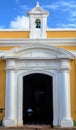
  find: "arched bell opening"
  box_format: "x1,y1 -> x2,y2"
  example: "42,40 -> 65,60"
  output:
35,19 -> 41,28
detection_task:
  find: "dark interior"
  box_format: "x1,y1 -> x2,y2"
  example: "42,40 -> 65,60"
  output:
23,73 -> 53,126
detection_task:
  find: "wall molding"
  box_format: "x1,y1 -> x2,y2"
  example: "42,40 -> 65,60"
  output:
0,38 -> 76,46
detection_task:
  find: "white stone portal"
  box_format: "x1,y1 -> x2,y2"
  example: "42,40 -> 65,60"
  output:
3,44 -> 74,127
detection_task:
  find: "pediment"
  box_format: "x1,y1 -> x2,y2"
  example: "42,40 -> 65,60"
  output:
3,44 -> 74,60
29,6 -> 47,14
28,2 -> 49,15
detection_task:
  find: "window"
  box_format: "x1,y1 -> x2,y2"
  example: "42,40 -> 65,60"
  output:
35,19 -> 41,28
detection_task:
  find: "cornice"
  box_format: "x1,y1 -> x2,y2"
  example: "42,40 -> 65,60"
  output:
70,50 -> 76,57
0,38 -> 76,46
46,28 -> 76,31
0,29 -> 30,31
0,28 -> 76,32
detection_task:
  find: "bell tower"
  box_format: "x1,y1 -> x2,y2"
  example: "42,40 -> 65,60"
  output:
28,1 -> 49,39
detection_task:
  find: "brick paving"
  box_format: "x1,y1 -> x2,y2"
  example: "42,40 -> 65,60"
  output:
0,125 -> 76,130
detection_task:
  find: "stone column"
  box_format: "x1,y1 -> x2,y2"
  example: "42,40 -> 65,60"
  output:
58,65 -> 73,127
3,60 -> 17,127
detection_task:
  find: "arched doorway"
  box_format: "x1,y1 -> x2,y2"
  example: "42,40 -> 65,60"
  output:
23,73 -> 53,126
3,44 -> 73,127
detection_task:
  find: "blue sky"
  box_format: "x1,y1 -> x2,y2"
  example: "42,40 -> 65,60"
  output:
0,0 -> 76,29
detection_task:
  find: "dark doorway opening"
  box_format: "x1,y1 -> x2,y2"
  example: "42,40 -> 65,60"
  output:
23,73 -> 53,126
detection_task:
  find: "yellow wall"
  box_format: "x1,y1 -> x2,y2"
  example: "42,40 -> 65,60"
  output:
0,30 -> 76,38
0,60 -> 6,120
1,46 -> 76,121
47,31 -> 76,38
0,31 -> 29,38
70,59 -> 76,120
0,30 -> 76,121
57,46 -> 76,50
0,46 -> 14,50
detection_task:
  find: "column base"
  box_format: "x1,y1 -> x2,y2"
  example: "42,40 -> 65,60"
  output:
3,118 -> 17,127
17,120 -> 23,126
61,118 -> 73,127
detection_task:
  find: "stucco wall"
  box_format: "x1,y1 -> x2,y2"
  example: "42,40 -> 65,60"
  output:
0,30 -> 76,121
0,30 -> 76,38
0,60 -> 6,120
46,31 -> 76,38
0,49 -> 76,121
70,60 -> 76,120
0,31 -> 29,38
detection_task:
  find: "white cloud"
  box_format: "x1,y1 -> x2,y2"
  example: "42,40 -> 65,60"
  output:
70,18 -> 76,22
43,1 -> 76,10
69,10 -> 76,17
43,0 -> 76,28
9,15 -> 29,29
43,5 -> 58,10
57,23 -> 76,28
20,5 -> 31,12
57,1 -> 76,9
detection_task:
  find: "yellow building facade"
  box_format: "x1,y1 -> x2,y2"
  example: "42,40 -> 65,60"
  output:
0,2 -> 76,128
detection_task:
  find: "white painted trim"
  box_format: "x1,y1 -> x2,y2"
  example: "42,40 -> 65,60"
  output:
3,59 -> 73,127
0,29 -> 30,31
0,38 -> 76,46
70,51 -> 76,57
17,70 -> 58,126
2,44 -> 74,60
47,28 -> 76,31
0,38 -> 76,43
0,28 -> 76,31
3,45 -> 73,127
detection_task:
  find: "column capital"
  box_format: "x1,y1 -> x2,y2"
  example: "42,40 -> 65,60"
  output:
6,59 -> 16,70
58,67 -> 71,72
58,59 -> 71,72
5,67 -> 16,70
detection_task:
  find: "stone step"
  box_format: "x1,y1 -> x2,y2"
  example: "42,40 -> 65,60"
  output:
0,125 -> 76,130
